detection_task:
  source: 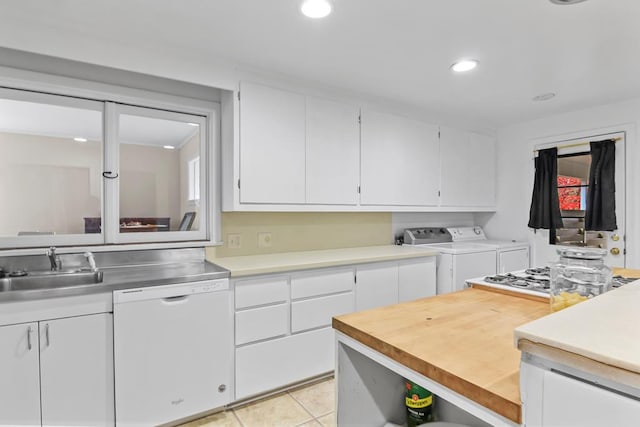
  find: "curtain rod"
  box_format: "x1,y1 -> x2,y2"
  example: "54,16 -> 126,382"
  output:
534,137 -> 621,153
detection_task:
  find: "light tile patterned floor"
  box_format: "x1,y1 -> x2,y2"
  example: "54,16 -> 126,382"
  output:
180,377 -> 335,427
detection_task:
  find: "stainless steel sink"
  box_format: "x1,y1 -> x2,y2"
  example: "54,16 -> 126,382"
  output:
0,270 -> 104,292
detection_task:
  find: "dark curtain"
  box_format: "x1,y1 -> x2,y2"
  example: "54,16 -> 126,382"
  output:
528,147 -> 563,229
585,139 -> 617,231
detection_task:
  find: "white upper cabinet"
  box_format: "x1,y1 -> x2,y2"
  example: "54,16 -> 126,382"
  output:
239,82 -> 306,204
225,82 -> 496,212
305,96 -> 360,205
439,126 -> 496,207
360,110 -> 440,206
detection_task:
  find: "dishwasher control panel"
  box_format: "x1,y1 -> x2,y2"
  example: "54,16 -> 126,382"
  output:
113,279 -> 229,303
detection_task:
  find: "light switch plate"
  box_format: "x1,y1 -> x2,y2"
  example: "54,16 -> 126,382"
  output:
227,233 -> 241,249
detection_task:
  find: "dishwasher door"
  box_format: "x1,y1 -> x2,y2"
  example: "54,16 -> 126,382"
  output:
113,279 -> 232,427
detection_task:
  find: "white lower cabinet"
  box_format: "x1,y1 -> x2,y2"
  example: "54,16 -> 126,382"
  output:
398,257 -> 437,303
0,322 -> 41,426
235,327 -> 334,399
521,361 -> 640,427
355,263 -> 399,311
0,313 -> 114,427
233,258 -> 436,401
40,313 -> 114,427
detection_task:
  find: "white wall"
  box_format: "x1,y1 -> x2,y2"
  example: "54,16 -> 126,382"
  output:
0,132 -> 101,235
484,98 -> 640,269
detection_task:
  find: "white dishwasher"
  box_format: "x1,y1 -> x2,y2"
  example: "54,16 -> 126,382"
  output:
113,279 -> 233,427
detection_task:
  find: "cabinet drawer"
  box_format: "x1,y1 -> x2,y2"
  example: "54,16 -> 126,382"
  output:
235,277 -> 288,309
291,269 -> 354,299
291,292 -> 354,333
236,304 -> 288,345
235,327 -> 334,399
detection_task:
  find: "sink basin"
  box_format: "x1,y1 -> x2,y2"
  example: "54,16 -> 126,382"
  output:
0,270 -> 104,292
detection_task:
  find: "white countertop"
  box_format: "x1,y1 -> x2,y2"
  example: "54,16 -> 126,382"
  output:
210,245 -> 438,277
514,279 -> 640,374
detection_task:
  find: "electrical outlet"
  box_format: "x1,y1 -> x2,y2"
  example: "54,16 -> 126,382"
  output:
227,233 -> 241,249
258,232 -> 272,248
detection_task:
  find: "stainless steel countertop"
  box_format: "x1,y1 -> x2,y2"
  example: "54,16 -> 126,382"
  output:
0,260 -> 230,303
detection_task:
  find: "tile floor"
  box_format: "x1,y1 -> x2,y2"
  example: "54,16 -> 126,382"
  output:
180,377 -> 336,427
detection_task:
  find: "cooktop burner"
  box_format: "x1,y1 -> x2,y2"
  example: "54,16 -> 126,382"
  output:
484,273 -> 551,293
524,267 -> 550,276
482,268 -> 636,295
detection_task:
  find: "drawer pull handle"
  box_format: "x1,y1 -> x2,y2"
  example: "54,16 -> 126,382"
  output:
163,295 -> 188,303
45,324 -> 50,347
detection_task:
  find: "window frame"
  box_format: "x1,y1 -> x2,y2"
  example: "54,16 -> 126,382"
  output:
0,87 -> 106,249
556,151 -> 591,217
108,103 -> 208,244
0,71 -> 220,252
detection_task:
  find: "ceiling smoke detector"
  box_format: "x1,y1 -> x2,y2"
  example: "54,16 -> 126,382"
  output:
549,0 -> 588,5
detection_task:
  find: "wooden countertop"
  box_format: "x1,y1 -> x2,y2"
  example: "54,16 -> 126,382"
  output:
210,245 -> 438,277
333,288 -> 549,424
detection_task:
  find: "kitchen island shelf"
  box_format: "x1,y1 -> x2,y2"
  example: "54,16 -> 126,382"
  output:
333,287 -> 550,425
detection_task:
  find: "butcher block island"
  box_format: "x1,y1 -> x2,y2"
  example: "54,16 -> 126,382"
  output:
332,288 -> 549,426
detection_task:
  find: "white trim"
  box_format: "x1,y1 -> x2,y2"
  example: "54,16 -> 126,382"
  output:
113,104 -> 208,244
0,240 -> 223,257
0,65 -> 216,115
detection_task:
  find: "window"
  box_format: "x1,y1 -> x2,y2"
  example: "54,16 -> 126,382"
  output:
188,157 -> 200,201
557,152 -> 591,215
0,87 -> 214,248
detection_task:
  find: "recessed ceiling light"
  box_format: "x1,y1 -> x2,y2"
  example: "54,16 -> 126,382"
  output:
163,145 -> 175,150
532,93 -> 556,102
187,122 -> 199,127
549,0 -> 588,5
451,59 -> 478,73
73,137 -> 87,142
300,0 -> 332,18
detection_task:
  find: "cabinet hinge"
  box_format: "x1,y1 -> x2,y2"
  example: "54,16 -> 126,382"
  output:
237,91 -> 240,101
237,179 -> 240,189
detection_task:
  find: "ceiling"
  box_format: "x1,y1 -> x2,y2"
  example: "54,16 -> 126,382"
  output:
0,0 -> 639,129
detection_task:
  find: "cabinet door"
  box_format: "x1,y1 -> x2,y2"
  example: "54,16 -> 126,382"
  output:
306,96 -> 360,205
355,263 -> 399,311
236,327 -> 333,400
0,322 -> 40,426
541,369 -> 640,426
439,127 -> 496,207
39,313 -> 114,427
398,258 -> 436,302
360,110 -> 439,206
239,82 -> 306,203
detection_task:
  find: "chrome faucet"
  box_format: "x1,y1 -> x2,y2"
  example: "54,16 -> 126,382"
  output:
84,252 -> 98,272
46,247 -> 62,271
